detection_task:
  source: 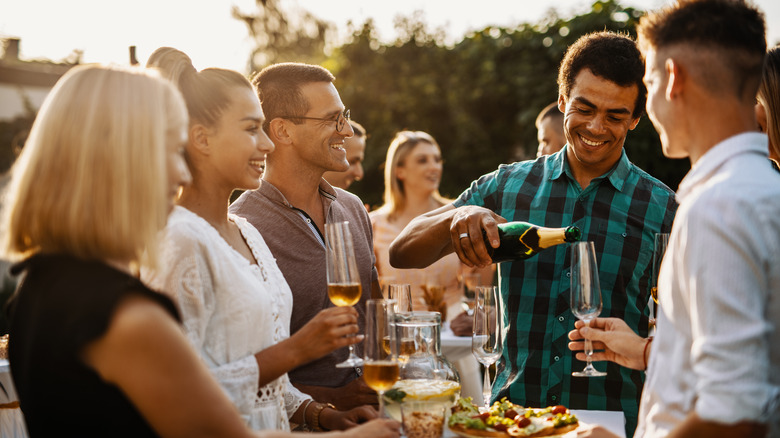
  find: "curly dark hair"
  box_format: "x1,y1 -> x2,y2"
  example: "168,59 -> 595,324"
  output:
558,31 -> 646,119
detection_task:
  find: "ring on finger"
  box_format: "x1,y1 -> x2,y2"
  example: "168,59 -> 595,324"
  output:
458,232 -> 469,239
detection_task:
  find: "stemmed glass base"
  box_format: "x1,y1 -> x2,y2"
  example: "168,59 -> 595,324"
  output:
335,345 -> 363,368
572,322 -> 606,377
572,362 -> 607,377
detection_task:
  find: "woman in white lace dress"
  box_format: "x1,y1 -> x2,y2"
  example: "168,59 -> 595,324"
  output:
141,47 -> 377,432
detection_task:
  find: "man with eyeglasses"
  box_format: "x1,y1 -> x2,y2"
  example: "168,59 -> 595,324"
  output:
230,63 -> 382,417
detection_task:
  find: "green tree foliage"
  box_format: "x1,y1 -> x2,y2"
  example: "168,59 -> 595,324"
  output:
326,0 -> 689,208
233,0 -> 334,72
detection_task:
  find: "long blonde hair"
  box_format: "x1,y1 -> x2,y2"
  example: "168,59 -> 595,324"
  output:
379,130 -> 448,219
0,64 -> 187,265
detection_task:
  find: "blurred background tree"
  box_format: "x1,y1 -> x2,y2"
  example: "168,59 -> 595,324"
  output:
0,0 -> 690,208
238,0 -> 688,208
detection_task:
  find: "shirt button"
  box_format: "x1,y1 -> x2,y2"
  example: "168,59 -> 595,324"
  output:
622,232 -> 627,237
554,356 -> 560,361
558,316 -> 565,322
566,272 -> 571,278
552,395 -> 558,401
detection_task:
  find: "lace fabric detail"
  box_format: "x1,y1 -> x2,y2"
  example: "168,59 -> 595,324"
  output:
142,207 -> 308,431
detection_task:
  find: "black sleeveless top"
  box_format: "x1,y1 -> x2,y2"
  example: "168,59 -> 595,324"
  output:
8,253 -> 180,437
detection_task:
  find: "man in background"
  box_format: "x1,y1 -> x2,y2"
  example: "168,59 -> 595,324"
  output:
535,102 -> 566,157
323,120 -> 367,191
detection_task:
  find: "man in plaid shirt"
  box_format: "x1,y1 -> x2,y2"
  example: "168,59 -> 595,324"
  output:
389,31 -> 677,437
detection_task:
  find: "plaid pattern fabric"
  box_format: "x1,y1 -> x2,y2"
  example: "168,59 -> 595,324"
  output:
454,147 -> 677,435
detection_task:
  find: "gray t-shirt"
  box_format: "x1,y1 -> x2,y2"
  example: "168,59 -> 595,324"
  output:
230,179 -> 378,387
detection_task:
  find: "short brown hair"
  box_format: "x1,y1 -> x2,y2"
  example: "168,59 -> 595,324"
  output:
251,63 -> 335,132
558,31 -> 646,119
636,0 -> 766,100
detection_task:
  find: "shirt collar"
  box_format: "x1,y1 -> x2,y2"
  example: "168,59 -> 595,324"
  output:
552,145 -> 631,192
257,178 -> 340,209
676,132 -> 768,201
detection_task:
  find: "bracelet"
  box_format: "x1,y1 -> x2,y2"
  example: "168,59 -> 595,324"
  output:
311,402 -> 336,431
643,336 -> 654,370
301,400 -> 314,428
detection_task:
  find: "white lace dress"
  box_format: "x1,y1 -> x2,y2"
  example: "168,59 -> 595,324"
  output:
142,206 -> 311,431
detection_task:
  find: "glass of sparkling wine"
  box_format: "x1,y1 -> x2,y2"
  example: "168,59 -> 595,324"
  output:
570,241 -> 607,377
472,285 -> 503,408
648,233 -> 669,330
364,299 -> 399,417
325,221 -> 364,368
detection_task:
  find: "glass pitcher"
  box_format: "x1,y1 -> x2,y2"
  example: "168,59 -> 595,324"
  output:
382,311 -> 460,421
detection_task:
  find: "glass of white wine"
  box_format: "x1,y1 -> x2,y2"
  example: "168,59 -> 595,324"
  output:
570,241 -> 607,377
472,285 -> 503,408
325,221 -> 363,368
364,299 -> 399,417
649,233 -> 669,330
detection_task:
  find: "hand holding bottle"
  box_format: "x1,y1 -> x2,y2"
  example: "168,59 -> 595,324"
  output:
450,205 -> 507,267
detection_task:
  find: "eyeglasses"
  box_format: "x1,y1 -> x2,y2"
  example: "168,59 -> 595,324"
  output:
280,109 -> 351,133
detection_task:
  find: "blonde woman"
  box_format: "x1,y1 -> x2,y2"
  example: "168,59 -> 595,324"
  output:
141,48 -> 378,432
1,64 -> 398,438
370,131 -> 491,322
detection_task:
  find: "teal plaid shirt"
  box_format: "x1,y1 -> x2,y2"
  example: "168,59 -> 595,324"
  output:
454,147 -> 677,435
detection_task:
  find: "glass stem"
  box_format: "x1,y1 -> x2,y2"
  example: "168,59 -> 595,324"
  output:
584,338 -> 594,368
378,391 -> 385,418
483,364 -> 492,408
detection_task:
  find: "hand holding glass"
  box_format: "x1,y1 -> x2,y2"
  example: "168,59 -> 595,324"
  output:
363,299 -> 399,418
325,221 -> 363,368
472,285 -> 503,407
570,241 -> 607,377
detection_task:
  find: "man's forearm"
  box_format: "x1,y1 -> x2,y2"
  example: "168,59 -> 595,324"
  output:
389,205 -> 456,269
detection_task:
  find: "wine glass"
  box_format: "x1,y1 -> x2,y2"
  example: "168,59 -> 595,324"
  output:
472,285 -> 503,408
570,241 -> 607,377
363,299 -> 399,418
459,272 -> 480,316
387,283 -> 413,314
648,233 -> 669,330
325,221 -> 364,368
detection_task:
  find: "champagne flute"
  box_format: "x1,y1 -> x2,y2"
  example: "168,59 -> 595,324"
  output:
387,283 -> 413,314
648,233 -> 669,330
363,299 -> 399,418
459,272 -> 480,316
325,221 -> 364,368
472,285 -> 503,408
570,241 -> 607,377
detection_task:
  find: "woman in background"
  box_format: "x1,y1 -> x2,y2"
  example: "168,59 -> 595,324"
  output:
0,63 -> 398,438
369,131 -> 489,402
756,44 -> 780,169
142,47 -> 376,432
370,131 -> 491,322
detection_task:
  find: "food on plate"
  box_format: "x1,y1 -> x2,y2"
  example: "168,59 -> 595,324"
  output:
448,397 -> 579,437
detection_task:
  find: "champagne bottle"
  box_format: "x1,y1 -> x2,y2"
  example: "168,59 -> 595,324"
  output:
483,222 -> 581,263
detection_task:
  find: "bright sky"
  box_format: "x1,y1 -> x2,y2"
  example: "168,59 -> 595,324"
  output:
1,0 -> 779,74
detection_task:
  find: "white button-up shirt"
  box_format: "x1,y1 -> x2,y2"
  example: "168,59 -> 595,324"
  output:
636,133 -> 780,437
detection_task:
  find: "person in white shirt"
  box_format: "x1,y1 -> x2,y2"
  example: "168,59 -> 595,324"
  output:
568,1 -> 780,437
141,47 -> 382,432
